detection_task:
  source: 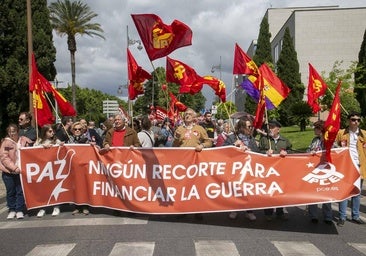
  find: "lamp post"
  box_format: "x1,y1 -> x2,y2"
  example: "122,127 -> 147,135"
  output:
52,78 -> 64,123
126,25 -> 143,118
211,55 -> 222,80
211,56 -> 222,106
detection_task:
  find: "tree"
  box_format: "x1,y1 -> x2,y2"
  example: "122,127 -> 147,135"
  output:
215,101 -> 237,120
49,0 -> 105,113
253,16 -> 273,67
276,27 -> 306,127
322,61 -> 361,128
354,28 -> 366,116
133,67 -> 206,116
0,0 -> 56,137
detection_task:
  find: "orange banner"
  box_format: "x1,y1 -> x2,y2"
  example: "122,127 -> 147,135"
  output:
19,146 -> 360,214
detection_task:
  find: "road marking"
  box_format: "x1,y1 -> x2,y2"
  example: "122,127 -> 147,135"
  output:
349,243 -> 366,254
272,241 -> 325,256
25,243 -> 76,256
0,217 -> 148,229
109,242 -> 155,256
195,240 -> 240,256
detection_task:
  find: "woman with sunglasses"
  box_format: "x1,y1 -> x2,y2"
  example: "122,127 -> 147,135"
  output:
223,117 -> 259,221
34,124 -> 63,217
68,122 -> 92,215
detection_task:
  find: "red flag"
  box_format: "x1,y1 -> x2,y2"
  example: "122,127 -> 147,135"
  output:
253,75 -> 266,129
259,63 -> 291,107
30,53 -> 55,126
201,76 -> 226,102
127,48 -> 152,100
324,81 -> 342,163
233,43 -> 259,75
169,92 -> 187,112
50,86 -> 76,116
307,63 -> 328,113
131,14 -> 192,61
166,57 -> 204,94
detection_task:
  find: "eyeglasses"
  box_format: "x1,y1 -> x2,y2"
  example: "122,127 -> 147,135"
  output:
74,128 -> 82,131
350,118 -> 361,122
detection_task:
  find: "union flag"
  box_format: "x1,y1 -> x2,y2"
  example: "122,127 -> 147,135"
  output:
233,43 -> 259,75
127,48 -> 152,100
201,76 -> 226,103
131,14 -> 192,61
307,63 -> 328,113
253,75 -> 266,129
324,81 -> 342,163
166,57 -> 203,94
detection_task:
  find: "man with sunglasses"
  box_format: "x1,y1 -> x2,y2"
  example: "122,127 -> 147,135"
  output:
336,111 -> 366,226
18,112 -> 36,145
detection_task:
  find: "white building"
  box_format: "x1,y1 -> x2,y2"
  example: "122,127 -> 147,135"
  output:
238,6 -> 366,112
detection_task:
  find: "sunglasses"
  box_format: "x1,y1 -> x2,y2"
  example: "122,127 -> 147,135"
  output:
74,128 -> 82,131
350,118 -> 361,122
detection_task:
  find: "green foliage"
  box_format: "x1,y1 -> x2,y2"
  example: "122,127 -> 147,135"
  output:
0,0 -> 56,137
276,27 -> 305,126
214,101 -> 237,120
49,0 -> 104,112
253,16 -> 273,67
279,126 -> 314,152
354,28 -> 366,116
133,67 -> 206,115
59,85 -> 127,124
321,61 -> 361,127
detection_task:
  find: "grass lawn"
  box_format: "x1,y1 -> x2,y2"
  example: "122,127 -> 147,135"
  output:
279,126 -> 314,152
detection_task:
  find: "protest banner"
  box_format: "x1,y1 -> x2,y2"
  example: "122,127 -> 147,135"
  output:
19,146 -> 359,214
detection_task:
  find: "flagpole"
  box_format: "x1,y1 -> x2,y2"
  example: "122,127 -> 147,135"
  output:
326,84 -> 348,115
26,0 -> 34,126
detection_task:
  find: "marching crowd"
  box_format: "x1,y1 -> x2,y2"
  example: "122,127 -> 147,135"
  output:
0,108 -> 365,227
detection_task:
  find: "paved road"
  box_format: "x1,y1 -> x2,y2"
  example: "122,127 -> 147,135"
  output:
1,182 -> 366,255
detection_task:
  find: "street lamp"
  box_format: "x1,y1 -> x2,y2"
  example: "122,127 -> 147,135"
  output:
127,25 -> 143,50
126,25 -> 143,119
211,55 -> 222,80
52,78 -> 64,123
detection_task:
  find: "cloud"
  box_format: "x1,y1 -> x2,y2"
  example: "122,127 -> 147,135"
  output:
49,0 -> 365,107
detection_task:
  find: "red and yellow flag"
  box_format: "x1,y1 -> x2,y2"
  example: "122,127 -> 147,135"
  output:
324,81 -> 342,163
307,63 -> 328,113
30,54 -> 55,126
233,43 -> 259,76
127,48 -> 151,100
131,14 -> 192,61
166,57 -> 203,94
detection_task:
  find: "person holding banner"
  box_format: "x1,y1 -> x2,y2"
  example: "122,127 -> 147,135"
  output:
68,121 -> 95,215
259,120 -> 292,221
34,124 -> 64,218
0,124 -> 33,220
223,117 -> 258,221
103,114 -> 141,149
173,108 -> 212,220
306,120 -> 333,225
336,112 -> 366,226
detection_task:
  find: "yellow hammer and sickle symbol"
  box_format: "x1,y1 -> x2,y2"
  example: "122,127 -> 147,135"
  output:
173,63 -> 185,80
312,78 -> 322,93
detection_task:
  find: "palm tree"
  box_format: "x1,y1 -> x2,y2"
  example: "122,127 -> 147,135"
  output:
49,0 -> 105,112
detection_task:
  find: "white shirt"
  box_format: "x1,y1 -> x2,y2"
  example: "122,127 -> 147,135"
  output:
138,130 -> 155,147
349,129 -> 360,166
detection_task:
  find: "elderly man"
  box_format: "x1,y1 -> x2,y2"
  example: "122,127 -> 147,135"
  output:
173,108 -> 212,151
103,114 -> 140,149
173,108 -> 212,220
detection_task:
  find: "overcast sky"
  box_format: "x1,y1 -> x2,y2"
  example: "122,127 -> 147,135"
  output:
48,0 -> 366,108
